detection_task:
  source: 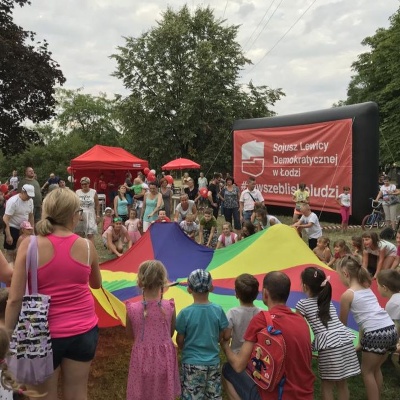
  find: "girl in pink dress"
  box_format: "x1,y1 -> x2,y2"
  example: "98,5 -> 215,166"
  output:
124,209 -> 141,244
125,260 -> 180,400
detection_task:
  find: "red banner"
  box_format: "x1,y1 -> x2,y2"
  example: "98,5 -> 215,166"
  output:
233,119 -> 353,214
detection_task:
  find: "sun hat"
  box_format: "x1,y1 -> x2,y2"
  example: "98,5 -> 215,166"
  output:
104,207 -> 113,213
20,221 -> 33,230
22,184 -> 35,198
188,269 -> 212,293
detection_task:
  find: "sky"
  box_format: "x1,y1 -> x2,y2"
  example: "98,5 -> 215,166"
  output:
12,0 -> 399,116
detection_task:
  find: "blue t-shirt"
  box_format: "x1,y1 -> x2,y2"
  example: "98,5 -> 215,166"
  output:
176,302 -> 228,366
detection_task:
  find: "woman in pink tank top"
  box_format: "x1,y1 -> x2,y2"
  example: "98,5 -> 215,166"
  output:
5,188 -> 102,399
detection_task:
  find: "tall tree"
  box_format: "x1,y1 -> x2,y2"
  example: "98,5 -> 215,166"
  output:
0,0 -> 65,155
112,5 -> 284,171
341,8 -> 400,162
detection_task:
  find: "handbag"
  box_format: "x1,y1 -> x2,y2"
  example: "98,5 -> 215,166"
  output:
7,235 -> 54,385
388,195 -> 400,205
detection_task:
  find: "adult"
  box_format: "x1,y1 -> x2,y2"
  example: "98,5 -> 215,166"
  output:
239,177 -> 264,223
113,185 -> 129,222
8,170 -> 19,190
181,172 -> 191,191
107,172 -> 118,207
5,188 -> 102,400
375,176 -> 399,230
18,166 -> 43,224
159,178 -> 173,218
292,182 -> 310,223
142,182 -> 163,232
198,172 -> 208,189
221,271 -> 314,400
75,177 -> 100,244
174,194 -> 198,223
41,173 -> 61,193
292,204 -> 322,249
102,217 -> 132,257
184,177 -> 198,202
219,176 -> 241,234
2,184 -> 34,261
95,173 -> 108,200
208,173 -> 222,219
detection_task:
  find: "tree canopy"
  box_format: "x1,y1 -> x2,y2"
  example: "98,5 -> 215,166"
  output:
341,8 -> 400,163
112,5 -> 284,172
0,0 -> 65,155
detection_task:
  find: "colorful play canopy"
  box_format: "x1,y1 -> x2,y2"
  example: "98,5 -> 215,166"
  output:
93,223 -> 386,333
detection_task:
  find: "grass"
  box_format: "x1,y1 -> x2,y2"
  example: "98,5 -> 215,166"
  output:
88,214 -> 400,399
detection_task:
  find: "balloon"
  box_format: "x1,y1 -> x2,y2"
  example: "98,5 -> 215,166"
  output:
67,166 -> 72,174
165,175 -> 174,185
147,173 -> 156,182
143,168 -> 150,176
0,184 -> 8,194
199,187 -> 208,198
67,175 -> 73,182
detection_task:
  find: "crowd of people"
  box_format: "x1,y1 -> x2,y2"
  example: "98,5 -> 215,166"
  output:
0,167 -> 399,399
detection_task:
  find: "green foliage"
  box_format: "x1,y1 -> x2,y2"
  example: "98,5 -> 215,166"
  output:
341,9 -> 400,162
112,5 -> 284,172
0,0 -> 65,155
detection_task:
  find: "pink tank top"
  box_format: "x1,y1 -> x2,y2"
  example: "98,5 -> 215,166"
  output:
37,234 -> 98,338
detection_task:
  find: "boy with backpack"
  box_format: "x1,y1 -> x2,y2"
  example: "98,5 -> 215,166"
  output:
221,271 -> 314,400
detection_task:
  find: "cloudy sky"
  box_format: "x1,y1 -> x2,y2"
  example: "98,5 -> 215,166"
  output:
12,0 -> 399,116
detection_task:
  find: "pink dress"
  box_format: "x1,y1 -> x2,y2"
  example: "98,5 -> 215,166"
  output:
125,218 -> 141,244
126,299 -> 181,400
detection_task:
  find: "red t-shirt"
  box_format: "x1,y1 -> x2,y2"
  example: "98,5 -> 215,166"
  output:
244,306 -> 314,400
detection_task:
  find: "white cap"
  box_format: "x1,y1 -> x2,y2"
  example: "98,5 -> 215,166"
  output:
22,184 -> 35,198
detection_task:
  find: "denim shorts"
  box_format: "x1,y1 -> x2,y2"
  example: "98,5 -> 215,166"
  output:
52,325 -> 99,369
222,363 -> 261,400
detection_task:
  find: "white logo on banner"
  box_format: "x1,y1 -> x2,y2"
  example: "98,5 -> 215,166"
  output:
241,140 -> 265,177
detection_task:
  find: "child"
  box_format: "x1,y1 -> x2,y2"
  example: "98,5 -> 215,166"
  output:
127,178 -> 145,219
240,221 -> 255,239
362,232 -> 397,278
176,269 -> 229,399
199,208 -> 218,248
292,182 -> 309,222
351,236 -> 363,259
253,207 -> 281,231
16,220 -> 34,250
226,274 -> 261,353
390,231 -> 400,269
313,236 -> 332,264
336,186 -> 351,231
179,213 -> 198,239
338,256 -> 398,400
328,239 -> 351,270
125,260 -> 180,400
296,267 -> 360,400
125,209 -> 141,245
155,209 -> 171,223
102,207 -> 113,233
102,217 -> 132,257
216,222 -> 238,249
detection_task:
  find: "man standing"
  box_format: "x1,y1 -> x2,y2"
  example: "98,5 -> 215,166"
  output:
207,173 -> 222,219
198,172 -> 208,189
41,172 -> 61,193
221,271 -> 314,400
292,204 -> 322,249
8,170 -> 19,190
18,167 -> 42,224
3,184 -> 35,261
239,177 -> 264,223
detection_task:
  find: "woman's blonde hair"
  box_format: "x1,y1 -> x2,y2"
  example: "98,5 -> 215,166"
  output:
0,327 -> 44,397
36,188 -> 80,236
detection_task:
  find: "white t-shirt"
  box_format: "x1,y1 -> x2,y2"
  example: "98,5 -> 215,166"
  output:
338,193 -> 351,207
9,176 -> 18,190
4,195 -> 34,229
239,189 -> 263,211
218,233 -> 238,247
386,293 -> 400,322
299,212 -> 322,239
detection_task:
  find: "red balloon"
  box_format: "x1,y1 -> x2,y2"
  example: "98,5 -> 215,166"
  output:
143,168 -> 150,176
199,187 -> 208,198
67,166 -> 72,174
0,184 -> 8,194
165,175 -> 174,185
147,173 -> 156,182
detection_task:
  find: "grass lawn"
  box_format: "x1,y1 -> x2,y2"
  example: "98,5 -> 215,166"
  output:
89,214 -> 400,399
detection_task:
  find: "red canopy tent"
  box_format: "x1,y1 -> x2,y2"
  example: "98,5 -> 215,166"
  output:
161,158 -> 200,170
70,145 -> 148,194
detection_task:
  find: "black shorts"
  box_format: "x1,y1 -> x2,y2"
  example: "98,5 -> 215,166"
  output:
52,325 -> 99,369
3,226 -> 20,251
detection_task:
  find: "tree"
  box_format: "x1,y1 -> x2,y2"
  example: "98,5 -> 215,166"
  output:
340,8 -> 400,162
0,0 -> 65,155
112,5 -> 284,172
